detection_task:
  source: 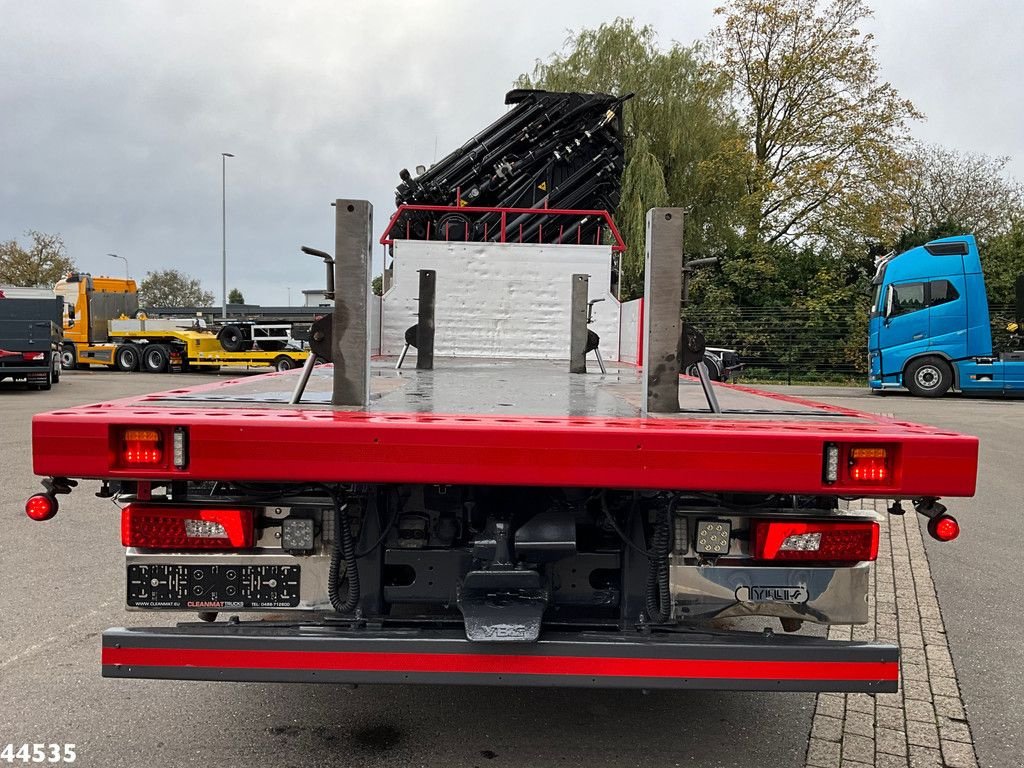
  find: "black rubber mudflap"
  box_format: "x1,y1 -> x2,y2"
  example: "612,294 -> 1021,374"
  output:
458,570 -> 547,643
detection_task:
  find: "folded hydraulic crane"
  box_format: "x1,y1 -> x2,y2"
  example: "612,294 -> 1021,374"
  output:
386,89 -> 631,249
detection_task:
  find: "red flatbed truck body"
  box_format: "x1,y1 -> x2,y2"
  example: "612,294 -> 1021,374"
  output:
25,202 -> 979,693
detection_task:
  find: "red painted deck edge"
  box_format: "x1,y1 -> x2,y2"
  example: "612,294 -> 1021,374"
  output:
32,397 -> 979,497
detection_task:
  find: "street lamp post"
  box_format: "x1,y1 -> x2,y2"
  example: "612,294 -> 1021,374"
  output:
221,152 -> 235,319
108,253 -> 128,280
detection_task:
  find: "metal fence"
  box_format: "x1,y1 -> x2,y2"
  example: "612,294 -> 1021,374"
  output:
686,303 -> 1018,384
686,306 -> 868,384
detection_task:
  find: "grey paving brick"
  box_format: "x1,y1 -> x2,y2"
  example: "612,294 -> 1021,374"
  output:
901,662 -> 928,681
876,704 -> 905,732
940,738 -> 979,768
874,754 -> 909,768
875,691 -> 902,709
909,746 -> 943,767
929,675 -> 960,699
933,694 -> 965,720
902,678 -> 932,701
840,733 -> 874,763
806,737 -> 841,767
925,645 -> 952,665
875,726 -> 908,757
903,698 -> 935,723
816,692 -> 845,718
938,716 -> 973,744
811,714 -> 843,742
907,718 -> 940,749
901,647 -> 926,664
925,658 -> 955,678
840,761 -> 872,768
843,709 -> 874,738
847,693 -> 875,714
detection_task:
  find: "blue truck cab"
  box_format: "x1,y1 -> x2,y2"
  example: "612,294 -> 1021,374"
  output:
869,235 -> 1024,396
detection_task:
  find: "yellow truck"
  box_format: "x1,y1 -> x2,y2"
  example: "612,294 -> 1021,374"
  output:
54,273 -> 308,373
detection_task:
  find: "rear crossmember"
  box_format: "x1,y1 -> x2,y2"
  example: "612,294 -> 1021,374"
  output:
102,624 -> 899,692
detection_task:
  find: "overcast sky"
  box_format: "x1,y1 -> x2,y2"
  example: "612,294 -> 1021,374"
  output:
2,1 -> 1021,305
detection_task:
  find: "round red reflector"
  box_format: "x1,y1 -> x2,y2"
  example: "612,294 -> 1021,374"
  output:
25,493 -> 58,521
928,514 -> 960,542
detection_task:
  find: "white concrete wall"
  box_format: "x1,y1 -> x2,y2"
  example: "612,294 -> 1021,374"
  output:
381,240 -> 620,360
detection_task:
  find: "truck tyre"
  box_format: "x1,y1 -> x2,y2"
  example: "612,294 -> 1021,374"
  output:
218,325 -> 246,353
115,344 -> 141,372
142,344 -> 170,373
905,357 -> 952,397
60,343 -> 77,371
273,355 -> 296,372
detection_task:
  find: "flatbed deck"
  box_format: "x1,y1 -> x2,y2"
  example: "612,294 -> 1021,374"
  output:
33,359 -> 978,497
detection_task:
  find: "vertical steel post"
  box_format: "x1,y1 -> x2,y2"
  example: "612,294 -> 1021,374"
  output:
642,208 -> 685,414
416,269 -> 436,370
570,273 -> 589,374
332,199 -> 373,407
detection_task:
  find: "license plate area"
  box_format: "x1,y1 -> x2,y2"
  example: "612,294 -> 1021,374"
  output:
127,564 -> 300,609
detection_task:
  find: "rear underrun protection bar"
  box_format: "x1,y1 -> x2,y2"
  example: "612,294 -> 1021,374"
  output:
102,625 -> 898,692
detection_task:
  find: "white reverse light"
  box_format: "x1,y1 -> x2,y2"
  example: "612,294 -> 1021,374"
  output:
779,532 -> 822,552
823,443 -> 840,483
173,427 -> 188,469
184,519 -> 229,539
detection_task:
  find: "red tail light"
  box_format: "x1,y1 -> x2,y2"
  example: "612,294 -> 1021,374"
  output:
22,352 -> 46,361
847,446 -> 890,484
121,505 -> 254,549
928,514 -> 960,542
752,519 -> 879,563
119,428 -> 165,467
25,493 -> 58,521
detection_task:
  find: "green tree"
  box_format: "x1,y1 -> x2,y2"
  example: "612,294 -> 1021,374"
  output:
372,275 -> 383,296
138,269 -> 214,307
519,18 -> 748,298
979,219 -> 1024,307
712,0 -> 921,248
892,143 -> 1024,245
228,288 -> 245,304
0,230 -> 76,287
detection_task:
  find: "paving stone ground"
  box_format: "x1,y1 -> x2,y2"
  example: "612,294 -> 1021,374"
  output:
804,499 -> 979,768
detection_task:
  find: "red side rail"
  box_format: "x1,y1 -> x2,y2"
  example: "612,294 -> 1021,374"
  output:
380,204 -> 627,252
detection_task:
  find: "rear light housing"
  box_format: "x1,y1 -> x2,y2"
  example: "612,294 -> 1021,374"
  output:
752,519 -> 879,564
121,504 -> 255,550
22,352 -> 46,361
112,426 -> 189,471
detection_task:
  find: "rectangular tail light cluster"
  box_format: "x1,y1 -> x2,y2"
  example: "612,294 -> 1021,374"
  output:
121,504 -> 254,550
823,443 -> 895,486
752,519 -> 879,564
113,426 -> 188,471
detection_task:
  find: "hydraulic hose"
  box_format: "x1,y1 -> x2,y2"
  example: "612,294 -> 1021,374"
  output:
327,494 -> 360,615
